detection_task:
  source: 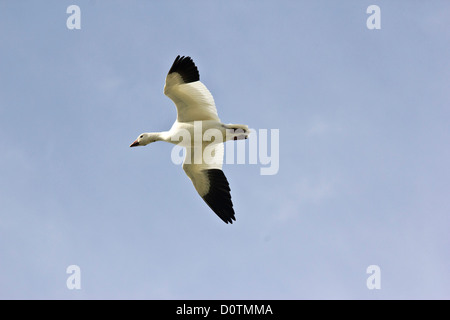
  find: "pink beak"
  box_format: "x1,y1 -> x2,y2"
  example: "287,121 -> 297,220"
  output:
129,140 -> 140,147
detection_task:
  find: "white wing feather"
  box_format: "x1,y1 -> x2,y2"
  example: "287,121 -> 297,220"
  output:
182,143 -> 224,197
164,73 -> 220,123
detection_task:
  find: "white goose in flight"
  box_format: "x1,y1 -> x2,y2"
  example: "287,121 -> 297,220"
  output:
130,55 -> 249,224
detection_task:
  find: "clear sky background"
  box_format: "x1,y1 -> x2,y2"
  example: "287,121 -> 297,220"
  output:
0,0 -> 449,299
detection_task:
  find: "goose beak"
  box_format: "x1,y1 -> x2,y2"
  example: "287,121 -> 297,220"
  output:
130,140 -> 140,147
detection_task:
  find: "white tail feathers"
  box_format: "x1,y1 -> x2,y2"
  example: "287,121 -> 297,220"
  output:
224,124 -> 250,141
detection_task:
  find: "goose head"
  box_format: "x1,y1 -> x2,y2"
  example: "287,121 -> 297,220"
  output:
129,133 -> 157,147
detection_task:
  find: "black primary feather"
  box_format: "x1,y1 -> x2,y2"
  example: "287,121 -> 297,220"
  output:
202,169 -> 236,224
168,55 -> 200,83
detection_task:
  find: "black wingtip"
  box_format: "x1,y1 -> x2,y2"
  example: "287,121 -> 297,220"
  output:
168,55 -> 200,83
202,169 -> 236,224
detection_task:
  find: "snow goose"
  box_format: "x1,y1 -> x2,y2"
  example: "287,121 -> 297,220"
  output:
130,55 -> 249,224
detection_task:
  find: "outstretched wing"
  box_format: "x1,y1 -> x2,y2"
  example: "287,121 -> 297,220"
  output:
163,55 -> 220,123
182,143 -> 235,224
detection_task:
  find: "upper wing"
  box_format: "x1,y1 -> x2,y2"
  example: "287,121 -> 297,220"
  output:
182,143 -> 235,224
163,56 -> 220,123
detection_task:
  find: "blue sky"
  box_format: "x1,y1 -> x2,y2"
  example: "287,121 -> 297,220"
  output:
0,0 -> 449,299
